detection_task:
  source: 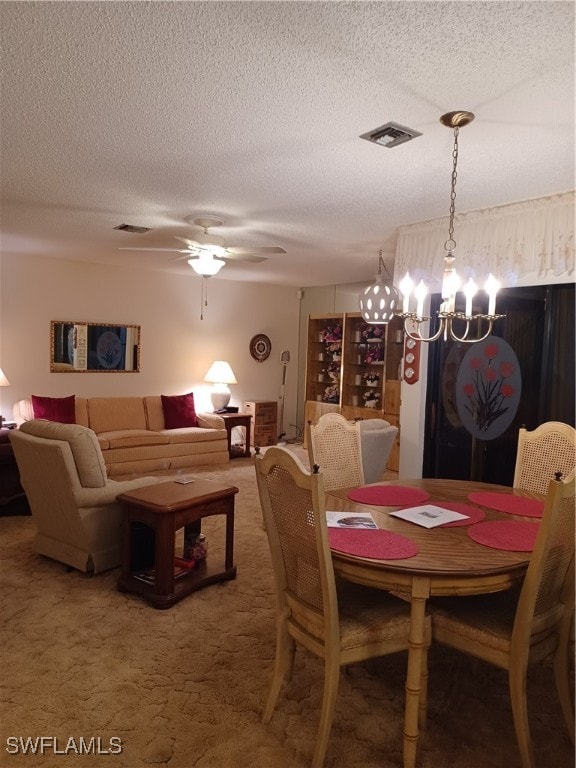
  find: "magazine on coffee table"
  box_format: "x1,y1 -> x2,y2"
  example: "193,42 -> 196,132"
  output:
389,504 -> 468,528
326,511 -> 378,529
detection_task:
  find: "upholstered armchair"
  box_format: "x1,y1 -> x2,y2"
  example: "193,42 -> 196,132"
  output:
10,420 -> 161,574
357,418 -> 398,483
307,413 -> 398,491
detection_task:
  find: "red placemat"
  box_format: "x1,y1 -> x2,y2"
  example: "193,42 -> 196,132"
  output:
329,528 -> 418,560
467,520 -> 539,552
347,485 -> 430,507
468,491 -> 544,518
427,502 -> 486,527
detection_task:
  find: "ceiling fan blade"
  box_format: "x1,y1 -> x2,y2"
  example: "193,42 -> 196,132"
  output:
168,252 -> 268,264
174,237 -> 199,248
169,253 -> 195,262
226,246 -> 286,254
220,253 -> 268,263
119,247 -> 188,252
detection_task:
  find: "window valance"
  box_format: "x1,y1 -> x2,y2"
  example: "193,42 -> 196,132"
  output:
394,191 -> 575,290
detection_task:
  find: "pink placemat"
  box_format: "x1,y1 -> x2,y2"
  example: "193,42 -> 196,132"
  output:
467,520 -> 539,552
347,485 -> 430,507
329,528 -> 418,560
468,491 -> 544,518
426,502 -> 486,527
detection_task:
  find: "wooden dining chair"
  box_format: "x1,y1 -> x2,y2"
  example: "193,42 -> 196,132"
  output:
429,471 -> 576,768
513,421 -> 576,495
306,413 -> 365,490
254,446 -> 431,768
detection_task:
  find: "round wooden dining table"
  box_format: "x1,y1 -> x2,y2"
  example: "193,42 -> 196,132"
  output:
325,477 -> 544,768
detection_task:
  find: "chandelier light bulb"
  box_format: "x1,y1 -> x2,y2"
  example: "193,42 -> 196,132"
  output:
463,278 -> 478,317
399,272 -> 415,313
442,269 -> 461,313
414,280 -> 428,319
485,273 -> 500,316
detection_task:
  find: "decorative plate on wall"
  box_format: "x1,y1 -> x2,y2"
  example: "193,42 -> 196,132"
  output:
249,334 -> 272,362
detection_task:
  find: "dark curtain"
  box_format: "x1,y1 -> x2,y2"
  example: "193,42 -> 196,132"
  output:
540,285 -> 575,425
423,283 -> 574,484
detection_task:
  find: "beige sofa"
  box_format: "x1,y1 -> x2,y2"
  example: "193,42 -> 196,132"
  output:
10,420 -> 163,573
15,396 -> 229,476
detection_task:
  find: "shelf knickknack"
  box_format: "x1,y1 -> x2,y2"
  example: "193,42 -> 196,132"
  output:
50,321 -> 140,372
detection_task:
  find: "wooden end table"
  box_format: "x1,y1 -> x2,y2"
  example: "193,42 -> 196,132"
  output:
220,413 -> 252,458
117,478 -> 238,609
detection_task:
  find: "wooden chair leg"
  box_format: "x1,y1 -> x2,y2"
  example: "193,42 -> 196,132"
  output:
263,625 -> 295,723
509,660 -> 534,768
311,654 -> 340,768
553,626 -> 576,744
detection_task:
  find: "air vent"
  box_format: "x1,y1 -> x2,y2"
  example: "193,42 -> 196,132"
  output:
360,121 -> 422,149
113,223 -> 152,234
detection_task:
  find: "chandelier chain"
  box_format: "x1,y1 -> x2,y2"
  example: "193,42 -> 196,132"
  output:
446,126 -> 459,249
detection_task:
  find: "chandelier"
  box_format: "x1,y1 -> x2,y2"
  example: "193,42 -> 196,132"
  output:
395,111 -> 504,343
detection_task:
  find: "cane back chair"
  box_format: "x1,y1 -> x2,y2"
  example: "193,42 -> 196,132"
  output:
513,421 -> 575,495
430,471 -> 575,768
255,446 -> 430,768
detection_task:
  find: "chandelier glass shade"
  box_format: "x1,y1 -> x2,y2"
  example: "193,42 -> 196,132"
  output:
359,251 -> 399,324
395,111 -> 504,344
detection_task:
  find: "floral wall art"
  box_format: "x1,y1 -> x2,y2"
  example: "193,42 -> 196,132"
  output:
455,337 -> 521,440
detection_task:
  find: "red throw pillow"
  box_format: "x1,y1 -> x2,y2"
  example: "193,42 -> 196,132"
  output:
161,393 -> 199,429
31,394 -> 76,424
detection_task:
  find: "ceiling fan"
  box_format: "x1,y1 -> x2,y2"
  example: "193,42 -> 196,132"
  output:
119,216 -> 286,320
119,216 -> 286,276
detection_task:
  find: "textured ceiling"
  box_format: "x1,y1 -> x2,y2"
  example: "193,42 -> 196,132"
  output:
1,1 -> 574,287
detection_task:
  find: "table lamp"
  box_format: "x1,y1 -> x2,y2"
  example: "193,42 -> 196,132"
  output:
204,361 -> 237,412
0,368 -> 10,429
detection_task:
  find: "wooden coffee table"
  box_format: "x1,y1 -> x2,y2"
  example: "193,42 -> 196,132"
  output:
117,478 -> 238,609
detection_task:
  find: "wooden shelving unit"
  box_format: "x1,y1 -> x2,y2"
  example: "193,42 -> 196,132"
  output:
303,312 -> 403,471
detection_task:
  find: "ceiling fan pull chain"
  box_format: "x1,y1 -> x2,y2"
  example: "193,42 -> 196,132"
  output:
199,276 -> 210,320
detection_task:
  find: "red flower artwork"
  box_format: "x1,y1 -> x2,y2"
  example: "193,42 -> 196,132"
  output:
461,342 -> 516,432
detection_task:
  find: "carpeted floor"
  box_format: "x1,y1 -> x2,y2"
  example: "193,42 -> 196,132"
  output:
0,445 -> 573,768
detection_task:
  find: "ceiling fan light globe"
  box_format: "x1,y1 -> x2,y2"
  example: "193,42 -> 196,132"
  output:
187,256 -> 226,276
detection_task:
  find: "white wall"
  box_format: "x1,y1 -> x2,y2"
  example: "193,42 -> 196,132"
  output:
0,254 -> 301,438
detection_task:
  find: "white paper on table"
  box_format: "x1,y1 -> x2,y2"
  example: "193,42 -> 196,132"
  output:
326,511 -> 378,529
389,504 -> 468,528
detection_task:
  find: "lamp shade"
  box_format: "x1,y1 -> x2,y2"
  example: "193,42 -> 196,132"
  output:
0,368 -> 10,386
359,275 -> 399,324
359,251 -> 399,324
204,361 -> 238,411
204,361 -> 237,385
